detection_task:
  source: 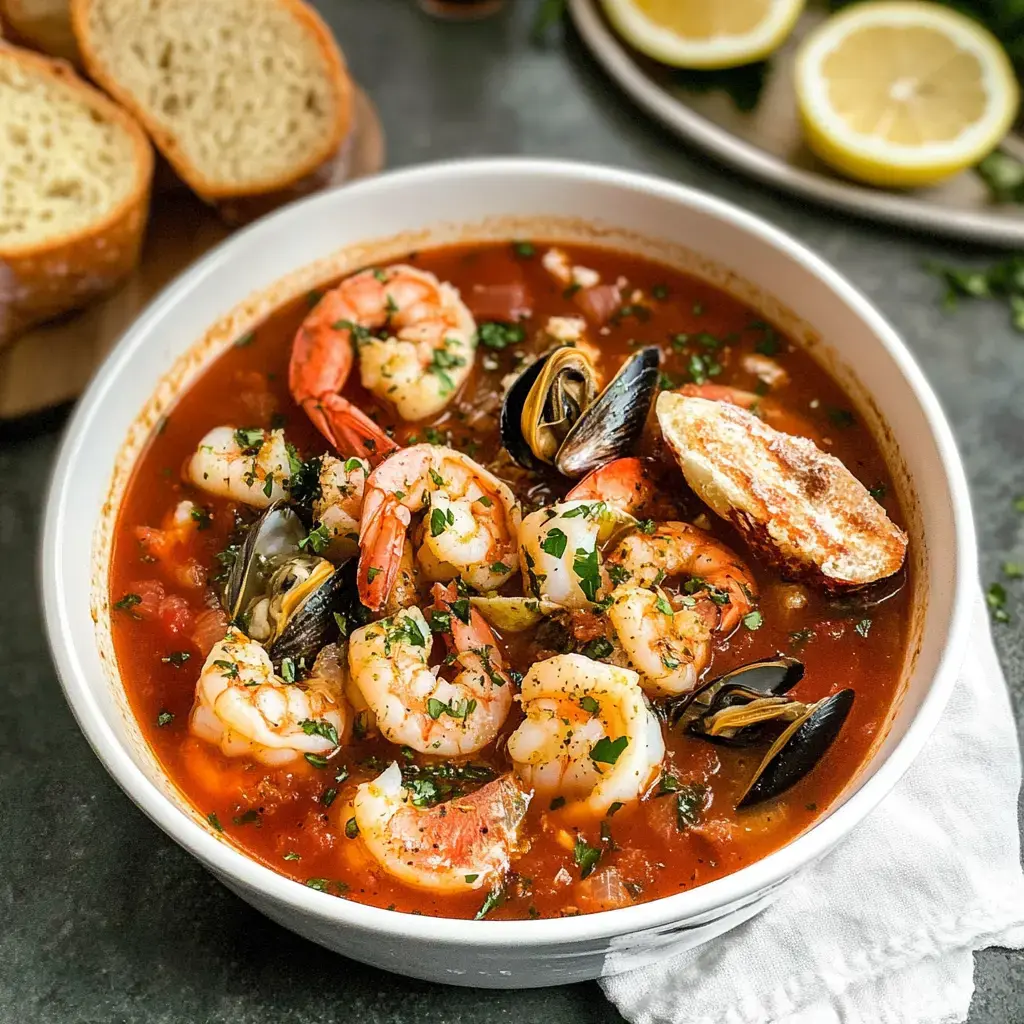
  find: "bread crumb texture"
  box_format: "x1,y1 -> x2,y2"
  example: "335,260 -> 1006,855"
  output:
0,50 -> 136,248
81,0 -> 346,190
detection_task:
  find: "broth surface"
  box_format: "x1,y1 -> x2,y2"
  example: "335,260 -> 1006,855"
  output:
109,241 -> 909,920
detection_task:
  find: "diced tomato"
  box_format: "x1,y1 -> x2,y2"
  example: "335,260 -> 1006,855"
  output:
190,607 -> 230,656
157,594 -> 193,636
136,504 -> 206,590
131,579 -> 167,620
466,281 -> 533,322
576,284 -> 621,325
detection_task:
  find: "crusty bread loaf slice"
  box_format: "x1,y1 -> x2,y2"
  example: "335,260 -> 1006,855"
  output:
0,43 -> 153,345
0,0 -> 80,64
71,0 -> 353,202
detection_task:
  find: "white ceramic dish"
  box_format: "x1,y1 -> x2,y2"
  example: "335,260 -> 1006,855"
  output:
42,158 -> 976,988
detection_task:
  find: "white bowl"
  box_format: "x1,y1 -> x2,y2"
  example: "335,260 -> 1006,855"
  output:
42,158 -> 976,988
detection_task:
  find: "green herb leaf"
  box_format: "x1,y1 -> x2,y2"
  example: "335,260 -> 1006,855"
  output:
300,719 -> 340,747
676,783 -> 708,831
743,610 -> 763,631
113,593 -> 142,613
590,735 -> 629,765
541,528 -> 568,558
580,636 -> 614,660
299,522 -> 332,554
479,321 -> 527,349
855,618 -> 872,638
156,710 -> 174,727
207,812 -> 224,833
344,818 -> 360,839
233,427 -> 265,454
579,694 -> 601,714
475,884 -> 506,919
573,834 -> 602,879
161,651 -> 191,667
512,240 -> 536,258
572,545 -> 601,602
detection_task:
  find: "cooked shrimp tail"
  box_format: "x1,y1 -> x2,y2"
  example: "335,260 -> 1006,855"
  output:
357,444 -> 521,611
354,762 -> 530,893
430,581 -> 512,689
566,457 -> 653,515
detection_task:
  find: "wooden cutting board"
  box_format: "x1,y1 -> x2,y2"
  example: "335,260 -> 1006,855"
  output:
0,88 -> 385,420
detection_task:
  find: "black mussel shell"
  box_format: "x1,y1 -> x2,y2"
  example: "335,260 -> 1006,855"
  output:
555,347 -> 661,478
665,657 -> 804,729
499,353 -> 551,471
224,502 -> 305,621
267,566 -> 351,667
737,688 -> 855,808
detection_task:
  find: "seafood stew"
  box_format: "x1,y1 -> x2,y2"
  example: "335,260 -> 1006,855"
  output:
109,240 -> 910,921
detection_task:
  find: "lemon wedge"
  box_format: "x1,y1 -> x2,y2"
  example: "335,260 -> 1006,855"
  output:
600,0 -> 806,70
795,1 -> 1019,188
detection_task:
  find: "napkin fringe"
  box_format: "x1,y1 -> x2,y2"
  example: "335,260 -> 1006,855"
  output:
663,900 -> 1022,1024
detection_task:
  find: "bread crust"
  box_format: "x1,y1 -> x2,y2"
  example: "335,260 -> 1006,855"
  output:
656,391 -> 907,590
0,43 -> 153,345
0,0 -> 81,64
70,0 -> 353,202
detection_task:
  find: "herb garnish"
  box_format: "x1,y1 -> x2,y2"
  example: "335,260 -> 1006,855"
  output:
156,710 -> 174,727
478,321 -> 526,349
590,735 -> 629,765
573,834 -> 602,879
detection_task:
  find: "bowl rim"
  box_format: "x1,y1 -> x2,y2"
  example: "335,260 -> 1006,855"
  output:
41,156 -> 976,947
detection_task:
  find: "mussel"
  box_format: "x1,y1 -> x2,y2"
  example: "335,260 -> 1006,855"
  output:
223,501 -> 349,667
666,658 -> 854,809
501,345 -> 660,477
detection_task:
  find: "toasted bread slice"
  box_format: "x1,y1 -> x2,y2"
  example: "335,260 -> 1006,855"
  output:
71,0 -> 352,202
0,0 -> 80,63
656,391 -> 907,589
0,43 -> 152,345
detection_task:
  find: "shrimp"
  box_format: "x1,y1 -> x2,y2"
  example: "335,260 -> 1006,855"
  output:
657,391 -> 907,589
190,629 -> 347,767
566,457 -> 654,515
186,426 -> 293,508
290,264 -> 476,459
353,762 -> 530,893
604,521 -> 757,634
518,498 -> 629,610
346,592 -> 512,756
679,383 -> 814,440
313,454 -> 369,562
606,586 -> 712,697
357,444 -> 520,611
134,499 -> 206,589
506,654 -> 664,815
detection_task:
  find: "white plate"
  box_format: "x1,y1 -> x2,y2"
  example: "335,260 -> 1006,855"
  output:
570,0 -> 1024,246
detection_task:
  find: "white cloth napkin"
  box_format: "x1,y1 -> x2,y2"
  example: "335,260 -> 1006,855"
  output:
602,593 -> 1024,1024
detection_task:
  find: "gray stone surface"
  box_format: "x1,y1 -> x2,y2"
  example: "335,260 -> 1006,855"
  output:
1,0 -> 1021,1019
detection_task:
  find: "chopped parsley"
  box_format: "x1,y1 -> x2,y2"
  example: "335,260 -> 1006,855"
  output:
573,834 -> 602,879
233,331 -> 255,348
512,240 -> 536,258
113,593 -> 142,613
232,427 -> 264,454
743,610 -> 763,631
304,753 -> 330,769
478,321 -> 526,349
300,719 -> 340,747
189,505 -> 213,530
572,545 -> 602,602
207,812 -> 224,833
427,697 -> 477,720
213,659 -> 239,680
366,566 -> 381,583
651,284 -> 669,300
344,818 -> 360,839
161,651 -> 190,667
540,528 -> 568,559
580,637 -> 613,660
305,877 -> 330,891
749,320 -> 780,355
428,609 -> 452,634
590,735 -> 629,765
475,884 -> 506,919
156,710 -> 174,727
854,618 -> 873,638
869,483 -> 888,502
299,522 -> 332,554
283,851 -> 301,861
579,695 -> 601,714
687,351 -> 722,385
675,783 -> 708,831
788,627 -> 816,649
430,506 -> 456,537
655,594 -> 674,615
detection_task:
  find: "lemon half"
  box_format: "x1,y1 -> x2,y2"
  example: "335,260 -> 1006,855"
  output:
600,0 -> 806,70
795,1 -> 1019,188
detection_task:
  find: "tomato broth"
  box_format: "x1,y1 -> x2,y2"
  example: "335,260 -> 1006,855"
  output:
109,241 -> 909,920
